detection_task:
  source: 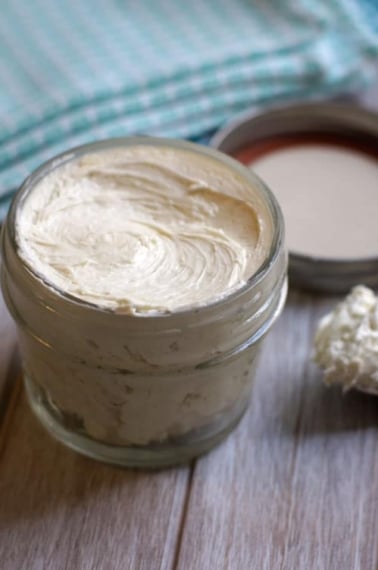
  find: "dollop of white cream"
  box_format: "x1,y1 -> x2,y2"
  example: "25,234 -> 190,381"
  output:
314,286 -> 378,393
16,145 -> 272,313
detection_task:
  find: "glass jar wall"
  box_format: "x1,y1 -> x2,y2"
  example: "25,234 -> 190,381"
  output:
1,138 -> 287,467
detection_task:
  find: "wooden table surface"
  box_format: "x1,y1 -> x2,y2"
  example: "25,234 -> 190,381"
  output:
1,284 -> 378,570
1,85 -> 378,570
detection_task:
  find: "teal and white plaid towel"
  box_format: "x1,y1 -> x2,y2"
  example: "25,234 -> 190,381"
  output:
0,0 -> 377,218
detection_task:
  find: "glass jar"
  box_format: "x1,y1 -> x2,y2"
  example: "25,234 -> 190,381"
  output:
1,138 -> 287,468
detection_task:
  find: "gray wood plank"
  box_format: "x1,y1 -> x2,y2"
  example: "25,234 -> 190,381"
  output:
175,292 -> 378,570
0,389 -> 190,570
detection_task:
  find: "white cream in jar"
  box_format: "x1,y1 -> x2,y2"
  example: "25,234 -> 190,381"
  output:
16,146 -> 272,313
2,138 -> 286,467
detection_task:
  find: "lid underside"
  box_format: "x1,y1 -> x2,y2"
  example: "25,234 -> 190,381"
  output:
211,103 -> 378,293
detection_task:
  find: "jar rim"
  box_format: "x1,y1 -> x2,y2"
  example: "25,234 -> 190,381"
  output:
5,136 -> 285,319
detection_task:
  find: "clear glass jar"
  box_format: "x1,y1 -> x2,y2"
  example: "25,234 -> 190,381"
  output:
1,138 -> 287,468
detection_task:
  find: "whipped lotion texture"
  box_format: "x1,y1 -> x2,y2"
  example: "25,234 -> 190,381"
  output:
16,145 -> 272,313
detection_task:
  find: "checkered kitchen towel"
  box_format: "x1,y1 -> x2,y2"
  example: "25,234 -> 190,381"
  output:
0,0 -> 377,218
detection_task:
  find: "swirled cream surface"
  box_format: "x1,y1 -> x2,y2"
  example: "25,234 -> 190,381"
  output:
16,145 -> 272,313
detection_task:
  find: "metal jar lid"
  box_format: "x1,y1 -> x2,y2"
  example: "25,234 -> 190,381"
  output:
211,102 -> 378,293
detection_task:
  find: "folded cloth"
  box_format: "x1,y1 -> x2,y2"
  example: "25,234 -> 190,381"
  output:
0,0 -> 377,218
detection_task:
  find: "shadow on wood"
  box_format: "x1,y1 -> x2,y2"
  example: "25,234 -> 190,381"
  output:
282,377 -> 378,437
0,390 -> 188,529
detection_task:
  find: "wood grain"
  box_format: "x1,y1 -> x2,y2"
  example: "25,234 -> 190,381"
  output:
175,291 -> 378,570
0,389 -> 190,570
1,290 -> 377,569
